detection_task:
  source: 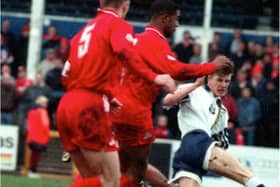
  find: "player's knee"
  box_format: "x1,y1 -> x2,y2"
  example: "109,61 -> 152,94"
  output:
179,177 -> 200,187
208,148 -> 233,170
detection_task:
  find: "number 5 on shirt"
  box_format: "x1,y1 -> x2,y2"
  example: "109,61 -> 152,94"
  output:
78,23 -> 96,58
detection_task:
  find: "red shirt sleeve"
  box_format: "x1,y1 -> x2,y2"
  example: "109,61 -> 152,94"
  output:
137,36 -> 217,81
110,20 -> 157,82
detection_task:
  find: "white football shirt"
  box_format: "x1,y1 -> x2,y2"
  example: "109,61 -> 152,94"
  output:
177,83 -> 229,137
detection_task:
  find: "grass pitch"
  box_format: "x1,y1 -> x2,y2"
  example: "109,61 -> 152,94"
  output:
1,174 -> 72,187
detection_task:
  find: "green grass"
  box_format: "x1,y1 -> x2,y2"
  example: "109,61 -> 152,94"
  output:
1,174 -> 72,187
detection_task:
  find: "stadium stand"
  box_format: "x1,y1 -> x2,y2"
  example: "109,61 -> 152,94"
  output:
2,0 -> 279,30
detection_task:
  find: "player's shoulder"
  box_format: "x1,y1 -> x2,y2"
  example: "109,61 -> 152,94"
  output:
137,29 -> 164,44
111,17 -> 132,29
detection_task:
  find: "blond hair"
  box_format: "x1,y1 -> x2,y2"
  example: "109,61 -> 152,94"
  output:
35,96 -> 48,106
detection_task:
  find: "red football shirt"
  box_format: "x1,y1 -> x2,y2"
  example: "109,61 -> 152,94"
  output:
112,25 -> 217,127
61,8 -> 157,99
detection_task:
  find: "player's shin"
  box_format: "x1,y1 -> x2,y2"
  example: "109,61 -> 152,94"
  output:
145,164 -> 174,187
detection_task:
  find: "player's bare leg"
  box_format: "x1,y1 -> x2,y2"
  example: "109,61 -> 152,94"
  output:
71,150 -> 96,178
145,164 -> 175,187
71,149 -> 121,187
178,177 -> 200,187
119,144 -> 151,184
207,146 -> 265,187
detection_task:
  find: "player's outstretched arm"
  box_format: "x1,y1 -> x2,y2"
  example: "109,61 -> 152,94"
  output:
163,77 -> 205,106
165,55 -> 232,81
154,74 -> 176,93
110,20 -> 176,92
139,40 -> 232,81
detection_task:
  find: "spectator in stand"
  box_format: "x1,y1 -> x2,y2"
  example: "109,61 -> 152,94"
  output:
229,69 -> 253,99
0,33 -> 14,65
15,66 -> 32,97
154,114 -> 170,139
189,43 -> 202,64
258,80 -> 279,147
45,60 -> 65,92
231,41 -> 248,71
173,30 -> 194,63
15,66 -> 32,168
208,32 -> 224,60
19,72 -> 52,129
56,37 -> 69,63
255,43 -> 264,60
16,23 -> 30,67
37,48 -> 59,77
229,28 -> 243,55
222,93 -> 238,144
22,72 -> 52,110
42,25 -> 60,50
1,73 -> 18,124
250,61 -> 266,98
264,36 -> 275,57
272,43 -> 279,64
237,87 -> 261,145
271,60 -> 279,79
1,20 -> 16,55
271,44 -> 279,79
262,54 -> 273,79
246,41 -> 256,63
45,59 -> 65,116
27,96 -> 50,178
1,64 -> 15,84
241,59 -> 253,74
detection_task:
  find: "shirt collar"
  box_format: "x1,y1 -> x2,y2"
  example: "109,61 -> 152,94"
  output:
203,84 -> 221,100
97,8 -> 120,18
145,25 -> 167,40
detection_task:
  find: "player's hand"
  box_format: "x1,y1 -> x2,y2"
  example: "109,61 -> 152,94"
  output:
154,74 -> 176,93
194,76 -> 205,87
213,55 -> 232,70
110,98 -> 123,114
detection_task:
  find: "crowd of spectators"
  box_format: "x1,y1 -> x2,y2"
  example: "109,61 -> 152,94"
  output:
2,0 -> 279,30
1,20 -> 279,151
1,19 -> 66,127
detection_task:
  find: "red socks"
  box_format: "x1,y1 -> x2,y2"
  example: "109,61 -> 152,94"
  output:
68,177 -> 102,187
120,175 -> 138,187
68,175 -> 137,187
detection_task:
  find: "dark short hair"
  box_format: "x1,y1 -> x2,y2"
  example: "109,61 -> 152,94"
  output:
151,0 -> 179,18
216,60 -> 235,76
102,0 -> 127,8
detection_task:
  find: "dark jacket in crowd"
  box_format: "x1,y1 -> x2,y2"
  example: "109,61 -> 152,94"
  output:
1,84 -> 18,112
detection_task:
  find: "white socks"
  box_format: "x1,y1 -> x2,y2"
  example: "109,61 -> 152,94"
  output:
245,176 -> 263,187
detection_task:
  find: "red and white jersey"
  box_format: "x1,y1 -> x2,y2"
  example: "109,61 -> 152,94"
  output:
112,25 -> 217,127
61,8 -> 156,99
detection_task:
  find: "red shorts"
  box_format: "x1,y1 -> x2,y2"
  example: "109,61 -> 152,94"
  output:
112,123 -> 155,147
56,90 -> 118,152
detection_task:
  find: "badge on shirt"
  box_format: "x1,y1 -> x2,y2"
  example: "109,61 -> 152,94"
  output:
209,102 -> 216,114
